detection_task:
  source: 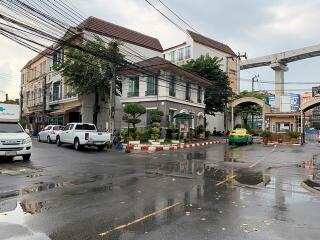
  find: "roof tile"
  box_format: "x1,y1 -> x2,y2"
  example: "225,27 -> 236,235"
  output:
79,16 -> 163,52
187,30 -> 236,56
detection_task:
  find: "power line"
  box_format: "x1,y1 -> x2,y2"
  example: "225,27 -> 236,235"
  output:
156,0 -> 199,33
0,0 -> 230,98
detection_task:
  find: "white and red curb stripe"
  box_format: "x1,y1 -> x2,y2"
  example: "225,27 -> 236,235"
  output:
124,139 -> 227,152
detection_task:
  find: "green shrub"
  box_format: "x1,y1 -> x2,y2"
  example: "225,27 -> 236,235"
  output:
196,125 -> 205,137
121,128 -> 138,142
252,128 -> 262,136
137,130 -> 150,143
260,130 -> 271,138
150,122 -> 161,140
288,131 -> 301,139
205,130 -> 211,139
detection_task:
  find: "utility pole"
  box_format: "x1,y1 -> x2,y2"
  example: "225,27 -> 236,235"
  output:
109,41 -> 117,133
251,74 -> 259,92
224,53 -> 248,133
42,75 -> 47,128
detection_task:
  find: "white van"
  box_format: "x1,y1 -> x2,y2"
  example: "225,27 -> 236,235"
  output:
0,104 -> 32,161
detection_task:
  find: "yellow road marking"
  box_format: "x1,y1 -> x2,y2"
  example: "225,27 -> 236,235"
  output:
99,202 -> 182,237
216,174 -> 237,186
249,145 -> 277,168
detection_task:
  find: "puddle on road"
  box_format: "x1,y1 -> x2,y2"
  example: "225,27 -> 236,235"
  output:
235,170 -> 269,186
0,200 -> 50,240
146,152 -> 206,177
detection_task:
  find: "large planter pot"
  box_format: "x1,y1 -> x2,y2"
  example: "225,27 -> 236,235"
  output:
263,137 -> 269,145
290,138 -> 298,144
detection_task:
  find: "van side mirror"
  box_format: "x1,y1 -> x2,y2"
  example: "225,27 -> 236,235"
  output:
25,129 -> 30,134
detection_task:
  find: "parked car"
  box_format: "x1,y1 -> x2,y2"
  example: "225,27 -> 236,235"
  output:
38,125 -> 63,143
0,104 -> 32,161
228,128 -> 253,145
56,123 -> 111,151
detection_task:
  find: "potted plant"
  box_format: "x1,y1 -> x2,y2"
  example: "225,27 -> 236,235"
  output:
288,131 -> 301,144
260,130 -> 271,145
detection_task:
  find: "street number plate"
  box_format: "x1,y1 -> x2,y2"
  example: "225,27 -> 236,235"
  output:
5,151 -> 17,156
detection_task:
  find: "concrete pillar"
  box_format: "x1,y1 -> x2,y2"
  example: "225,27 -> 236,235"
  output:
271,63 -> 288,111
300,110 -> 304,145
262,107 -> 265,130
231,106 -> 234,130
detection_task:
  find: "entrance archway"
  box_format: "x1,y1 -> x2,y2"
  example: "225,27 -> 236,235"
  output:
230,97 -> 271,130
300,97 -> 320,144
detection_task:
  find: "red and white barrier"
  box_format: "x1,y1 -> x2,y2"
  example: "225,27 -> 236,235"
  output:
124,139 -> 227,152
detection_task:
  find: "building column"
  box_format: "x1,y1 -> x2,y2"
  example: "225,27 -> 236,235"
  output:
300,110 -> 304,145
262,107 -> 265,130
231,106 -> 234,130
271,63 -> 288,111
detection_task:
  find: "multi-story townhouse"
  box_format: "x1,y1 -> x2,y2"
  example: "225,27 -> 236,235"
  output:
163,30 -> 239,131
47,16 -> 163,130
20,52 -> 49,132
22,16 -> 163,131
119,57 -> 211,130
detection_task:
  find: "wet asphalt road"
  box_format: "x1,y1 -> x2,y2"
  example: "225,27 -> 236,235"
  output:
1,140 -> 320,240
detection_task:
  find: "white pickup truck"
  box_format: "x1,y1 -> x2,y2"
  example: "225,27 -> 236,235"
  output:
0,104 -> 32,161
56,123 -> 111,151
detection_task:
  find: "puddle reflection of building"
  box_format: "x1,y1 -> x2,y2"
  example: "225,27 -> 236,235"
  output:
179,158 -> 204,176
273,176 -> 288,221
20,199 -> 45,214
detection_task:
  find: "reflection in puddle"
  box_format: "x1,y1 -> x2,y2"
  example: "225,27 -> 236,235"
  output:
235,170 -> 268,186
146,155 -> 205,177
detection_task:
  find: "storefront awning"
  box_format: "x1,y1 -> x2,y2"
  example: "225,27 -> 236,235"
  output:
49,105 -> 81,116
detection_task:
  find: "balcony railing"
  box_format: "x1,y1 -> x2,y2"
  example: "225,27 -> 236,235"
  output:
128,91 -> 139,97
145,90 -> 158,96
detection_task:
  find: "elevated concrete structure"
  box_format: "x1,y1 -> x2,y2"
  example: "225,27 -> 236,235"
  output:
240,44 -> 320,110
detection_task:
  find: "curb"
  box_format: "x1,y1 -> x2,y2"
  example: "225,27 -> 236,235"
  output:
124,140 -> 227,152
301,180 -> 320,194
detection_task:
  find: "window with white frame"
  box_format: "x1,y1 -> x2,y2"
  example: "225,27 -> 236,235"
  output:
185,82 -> 191,101
128,76 -> 139,97
170,51 -> 176,63
185,46 -> 191,59
40,61 -> 46,75
178,48 -> 184,61
197,86 -> 202,103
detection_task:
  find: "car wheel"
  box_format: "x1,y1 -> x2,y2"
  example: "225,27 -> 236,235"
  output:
74,138 -> 81,151
56,136 -> 61,146
47,136 -> 52,144
98,145 -> 105,151
37,135 -> 41,142
229,141 -> 233,145
23,154 -> 31,161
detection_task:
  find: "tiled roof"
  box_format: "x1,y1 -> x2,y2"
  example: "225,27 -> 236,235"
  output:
79,16 -> 163,52
120,56 -> 211,86
187,30 -> 236,56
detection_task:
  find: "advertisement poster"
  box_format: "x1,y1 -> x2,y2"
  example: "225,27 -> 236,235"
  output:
180,120 -> 189,133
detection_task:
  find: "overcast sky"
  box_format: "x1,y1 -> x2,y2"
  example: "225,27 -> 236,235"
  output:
1,0 -> 320,100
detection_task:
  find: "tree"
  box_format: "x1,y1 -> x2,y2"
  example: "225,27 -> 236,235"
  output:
234,90 -> 267,129
149,109 -> 163,140
150,109 -> 164,123
0,98 -> 19,104
55,36 -> 124,125
183,55 -> 233,114
123,103 -> 146,129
